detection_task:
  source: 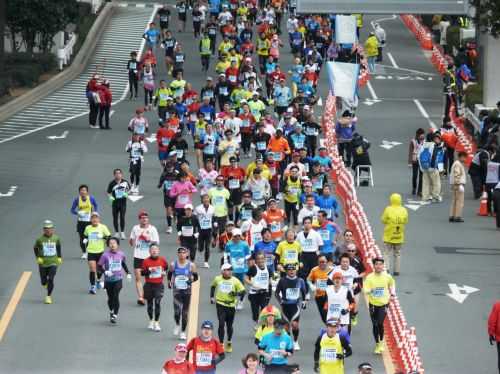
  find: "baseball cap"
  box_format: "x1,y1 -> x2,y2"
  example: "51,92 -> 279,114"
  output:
229,156 -> 237,162
91,212 -> 100,218
201,320 -> 214,329
284,263 -> 296,271
326,319 -> 338,326
175,343 -> 188,352
177,246 -> 188,253
358,363 -> 373,370
332,271 -> 343,279
206,76 -> 213,81
43,220 -> 54,229
232,228 -> 242,236
184,204 -> 193,210
221,263 -> 233,271
138,210 -> 149,219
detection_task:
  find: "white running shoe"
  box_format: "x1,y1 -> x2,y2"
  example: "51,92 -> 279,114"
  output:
293,341 -> 301,351
154,321 -> 161,332
81,252 -> 87,260
120,232 -> 126,240
179,331 -> 187,340
173,324 -> 180,336
148,320 -> 155,330
203,262 -> 210,268
99,280 -> 104,290
114,232 -> 120,238
135,186 -> 140,194
166,227 -> 173,234
131,184 -> 136,193
236,300 -> 244,310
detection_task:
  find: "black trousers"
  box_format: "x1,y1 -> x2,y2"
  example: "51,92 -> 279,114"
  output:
412,162 -> 422,195
284,200 -> 298,226
315,295 -> 327,323
173,292 -> 191,331
129,161 -> 142,186
112,201 -> 126,232
89,102 -> 99,126
98,104 -> 110,128
39,265 -> 57,296
248,292 -> 270,322
128,73 -> 138,96
300,252 -> 317,281
180,237 -> 197,261
338,142 -> 352,166
241,133 -> 252,153
369,303 -> 388,343
487,183 -> 496,214
469,173 -> 484,199
216,303 -> 236,342
77,221 -> 90,253
105,280 -> 122,315
201,55 -> 210,71
198,229 -> 213,262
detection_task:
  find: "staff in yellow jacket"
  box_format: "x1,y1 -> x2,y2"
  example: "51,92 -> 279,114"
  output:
364,32 -> 379,73
380,193 -> 408,275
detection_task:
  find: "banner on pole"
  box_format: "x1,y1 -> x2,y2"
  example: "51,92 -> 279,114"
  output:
335,15 -> 357,44
327,61 -> 359,100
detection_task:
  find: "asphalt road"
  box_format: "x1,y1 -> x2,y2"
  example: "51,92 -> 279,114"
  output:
0,6 -> 497,374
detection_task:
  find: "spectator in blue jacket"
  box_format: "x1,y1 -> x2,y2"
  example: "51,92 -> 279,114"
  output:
336,110 -> 356,167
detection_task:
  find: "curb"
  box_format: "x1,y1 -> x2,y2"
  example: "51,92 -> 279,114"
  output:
0,3 -> 116,124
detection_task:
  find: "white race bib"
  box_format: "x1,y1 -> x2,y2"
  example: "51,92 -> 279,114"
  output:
42,242 -> 57,257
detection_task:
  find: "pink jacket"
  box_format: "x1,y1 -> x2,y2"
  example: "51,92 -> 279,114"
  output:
169,181 -> 197,208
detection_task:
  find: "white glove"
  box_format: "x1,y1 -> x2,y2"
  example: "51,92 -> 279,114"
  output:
194,232 -> 199,239
305,293 -> 311,301
126,273 -> 132,281
83,239 -> 88,244
104,270 -> 113,277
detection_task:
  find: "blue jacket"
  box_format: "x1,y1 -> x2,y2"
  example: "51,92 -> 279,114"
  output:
335,120 -> 356,141
315,195 -> 339,219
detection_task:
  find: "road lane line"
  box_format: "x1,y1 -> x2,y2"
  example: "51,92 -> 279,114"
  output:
387,52 -> 399,69
187,279 -> 200,342
363,293 -> 396,374
0,271 -> 32,342
413,99 -> 438,129
367,81 -> 379,100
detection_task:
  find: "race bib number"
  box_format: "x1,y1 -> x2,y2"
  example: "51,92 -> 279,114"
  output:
252,190 -> 263,200
163,180 -> 173,190
241,209 -> 252,221
109,260 -> 122,272
256,141 -> 266,150
285,251 -> 297,262
372,287 -> 385,298
229,75 -> 237,83
161,137 -> 170,146
220,87 -> 228,95
241,119 -> 250,128
270,222 -> 281,233
286,287 -> 300,300
181,226 -> 194,236
219,280 -> 233,293
322,348 -> 337,362
200,217 -> 212,230
329,303 -> 341,316
252,232 -> 262,244
139,240 -> 150,254
302,238 -> 313,251
213,195 -> 225,206
229,179 -> 240,189
320,230 -> 330,241
176,149 -> 184,159
89,231 -> 101,241
178,194 -> 189,205
174,275 -> 189,289
204,143 -> 215,154
316,279 -> 327,290
115,188 -> 126,199
231,257 -> 246,271
42,242 -> 57,257
78,210 -> 91,222
149,266 -> 162,278
196,352 -> 213,367
131,148 -> 141,159
254,272 -> 269,289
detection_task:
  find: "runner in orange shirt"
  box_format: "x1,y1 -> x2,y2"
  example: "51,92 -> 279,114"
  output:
307,254 -> 333,323
267,128 -> 291,174
262,198 -> 287,242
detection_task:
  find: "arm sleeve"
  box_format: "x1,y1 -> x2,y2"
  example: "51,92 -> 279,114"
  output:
341,335 -> 353,357
488,303 -> 498,337
313,335 -> 322,362
70,198 -> 78,215
90,196 -> 99,212
122,260 -> 130,274
56,241 -> 62,258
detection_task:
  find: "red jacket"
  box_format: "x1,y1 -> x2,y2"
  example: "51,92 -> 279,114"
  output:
488,301 -> 500,342
157,127 -> 176,152
98,86 -> 113,106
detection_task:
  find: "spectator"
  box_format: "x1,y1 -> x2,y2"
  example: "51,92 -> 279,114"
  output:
364,32 -> 379,73
409,128 -> 425,196
449,152 -> 467,222
373,23 -> 386,62
418,132 -> 445,202
238,353 -> 264,374
487,300 -> 500,372
98,80 -> 112,130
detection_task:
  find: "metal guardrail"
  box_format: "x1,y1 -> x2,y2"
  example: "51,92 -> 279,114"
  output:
57,33 -> 78,71
464,107 -> 481,133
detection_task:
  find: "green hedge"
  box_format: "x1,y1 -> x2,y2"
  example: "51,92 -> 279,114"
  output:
464,83 -> 483,110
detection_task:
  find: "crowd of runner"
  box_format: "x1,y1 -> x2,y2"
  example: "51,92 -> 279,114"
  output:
33,2 -> 401,373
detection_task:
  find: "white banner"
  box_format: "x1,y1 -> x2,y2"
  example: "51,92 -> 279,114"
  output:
335,15 -> 357,44
327,61 -> 359,100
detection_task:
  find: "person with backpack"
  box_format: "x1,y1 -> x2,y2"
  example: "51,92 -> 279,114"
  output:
418,132 -> 445,202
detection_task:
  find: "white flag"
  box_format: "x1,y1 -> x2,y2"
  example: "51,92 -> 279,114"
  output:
335,15 -> 357,44
327,61 -> 359,101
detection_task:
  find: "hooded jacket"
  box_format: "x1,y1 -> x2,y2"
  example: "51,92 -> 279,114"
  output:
381,193 -> 408,244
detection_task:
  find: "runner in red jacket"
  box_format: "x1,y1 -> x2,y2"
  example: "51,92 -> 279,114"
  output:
162,343 -> 194,374
487,300 -> 500,372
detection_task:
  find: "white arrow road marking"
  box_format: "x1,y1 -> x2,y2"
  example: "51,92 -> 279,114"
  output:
47,130 -> 69,140
146,133 -> 157,143
446,283 -> 479,304
128,195 -> 144,202
380,140 -> 402,149
363,98 -> 382,106
0,186 -> 18,198
405,204 -> 422,211
405,199 -> 431,211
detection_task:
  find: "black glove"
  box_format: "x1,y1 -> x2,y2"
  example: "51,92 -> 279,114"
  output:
341,309 -> 348,315
313,362 -> 319,373
336,353 -> 344,359
490,335 -> 495,345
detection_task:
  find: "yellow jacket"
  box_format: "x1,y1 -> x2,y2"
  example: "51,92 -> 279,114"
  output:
364,35 -> 379,57
381,193 -> 408,244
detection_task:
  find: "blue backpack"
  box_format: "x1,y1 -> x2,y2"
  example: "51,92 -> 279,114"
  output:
419,147 -> 432,170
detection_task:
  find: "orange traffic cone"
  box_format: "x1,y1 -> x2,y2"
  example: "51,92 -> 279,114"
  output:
477,191 -> 488,216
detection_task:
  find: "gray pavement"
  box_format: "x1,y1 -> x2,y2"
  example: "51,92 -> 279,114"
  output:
0,7 -> 497,374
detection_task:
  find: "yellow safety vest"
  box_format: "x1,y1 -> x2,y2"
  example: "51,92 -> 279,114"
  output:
319,333 -> 344,374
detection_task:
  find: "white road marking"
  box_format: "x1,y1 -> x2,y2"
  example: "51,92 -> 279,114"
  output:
413,99 -> 437,129
379,140 -> 402,149
387,52 -> 399,68
47,130 -> 69,140
366,81 -> 378,100
370,14 -> 397,29
0,186 -> 18,198
446,283 -> 479,304
377,64 -> 435,76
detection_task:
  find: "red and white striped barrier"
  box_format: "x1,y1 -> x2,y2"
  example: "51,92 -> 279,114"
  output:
321,94 -> 425,373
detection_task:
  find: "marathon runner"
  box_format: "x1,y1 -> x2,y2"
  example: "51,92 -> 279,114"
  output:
187,320 -> 226,373
162,343 -> 195,374
258,318 -> 294,373
106,168 -> 131,239
245,251 -> 273,326
168,246 -> 198,340
313,319 -> 352,374
70,184 -> 98,259
33,220 -> 62,304
98,237 -> 131,324
83,212 -> 111,294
